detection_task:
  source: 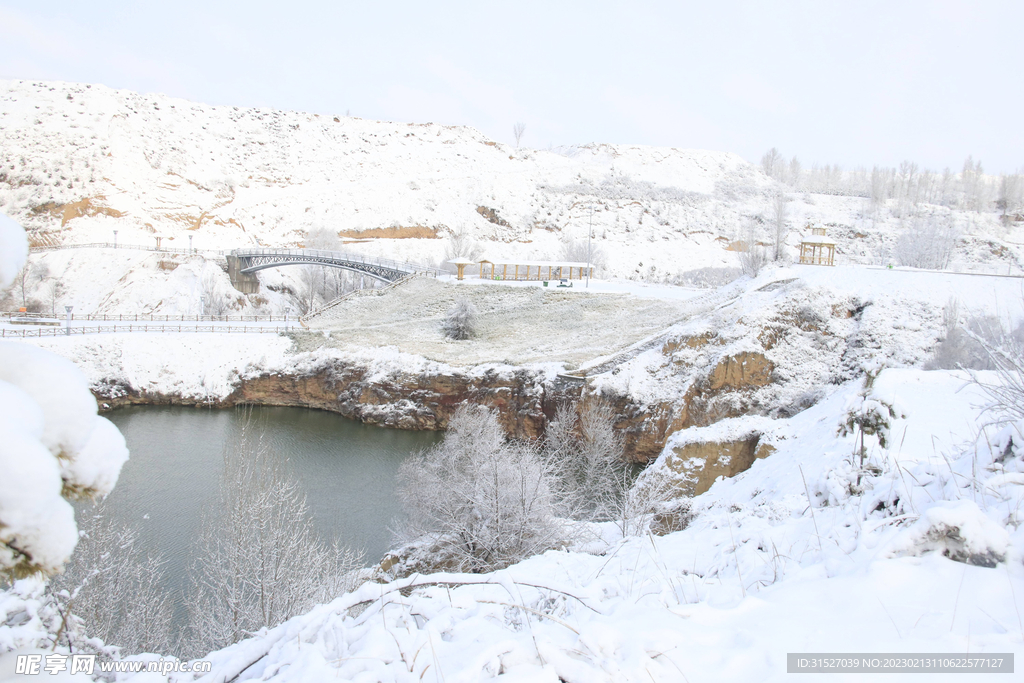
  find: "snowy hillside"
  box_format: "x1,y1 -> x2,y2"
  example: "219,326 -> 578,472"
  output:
2,78 -> 1022,299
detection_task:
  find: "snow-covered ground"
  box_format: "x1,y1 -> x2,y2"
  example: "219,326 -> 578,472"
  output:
4,80 -> 1024,682
115,369 -> 1019,683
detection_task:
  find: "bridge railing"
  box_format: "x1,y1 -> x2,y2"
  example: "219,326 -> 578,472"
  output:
230,248 -> 444,277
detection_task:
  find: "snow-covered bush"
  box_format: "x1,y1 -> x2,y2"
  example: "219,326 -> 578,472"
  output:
49,508 -> 173,655
543,400 -> 627,524
396,404 -> 564,572
893,216 -> 959,270
560,234 -> 606,274
738,220 -> 767,278
442,297 -> 478,340
837,362 -> 904,482
673,266 -> 742,289
0,214 -> 129,579
184,418 -> 362,656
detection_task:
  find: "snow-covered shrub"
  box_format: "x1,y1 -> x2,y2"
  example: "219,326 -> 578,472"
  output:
672,266 -> 741,289
0,214 -> 129,580
184,416 -> 362,656
543,401 -> 626,523
837,362 -> 904,480
49,508 -> 173,655
887,500 -> 1009,567
738,220 -> 767,278
560,234 -> 606,274
396,404 -> 564,573
926,315 -> 1007,370
893,216 -> 959,270
442,297 -> 478,340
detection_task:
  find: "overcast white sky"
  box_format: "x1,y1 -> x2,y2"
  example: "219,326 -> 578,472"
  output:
1,1 -> 1020,173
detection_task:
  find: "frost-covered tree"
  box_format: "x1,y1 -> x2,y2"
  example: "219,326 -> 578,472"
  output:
739,219 -> 767,278
761,147 -> 783,180
560,233 -> 606,273
543,401 -> 626,523
442,297 -> 478,340
443,225 -> 483,271
770,191 -> 789,261
513,122 -> 526,149
396,405 -> 564,572
50,509 -> 173,654
184,419 -> 361,656
894,215 -> 959,270
304,226 -> 341,251
0,214 -> 129,580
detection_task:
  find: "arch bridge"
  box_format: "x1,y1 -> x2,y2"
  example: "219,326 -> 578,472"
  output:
226,248 -> 443,293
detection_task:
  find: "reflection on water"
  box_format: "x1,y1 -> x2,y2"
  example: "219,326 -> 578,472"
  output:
93,405 -> 440,619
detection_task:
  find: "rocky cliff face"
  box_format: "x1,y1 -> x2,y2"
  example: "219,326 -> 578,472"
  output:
95,357 -> 589,444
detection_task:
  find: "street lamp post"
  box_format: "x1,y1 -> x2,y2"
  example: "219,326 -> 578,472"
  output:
64,305 -> 73,336
113,230 -> 118,249
189,235 -> 193,253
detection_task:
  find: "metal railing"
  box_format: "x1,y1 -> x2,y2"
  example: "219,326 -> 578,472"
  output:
1,325 -> 288,338
2,312 -> 291,322
231,248 -> 444,278
299,273 -> 419,327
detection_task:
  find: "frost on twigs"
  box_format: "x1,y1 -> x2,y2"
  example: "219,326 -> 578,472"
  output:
0,216 -> 129,580
837,360 -> 904,485
184,415 -> 362,657
49,507 -> 174,655
396,404 -> 565,573
442,297 -> 478,340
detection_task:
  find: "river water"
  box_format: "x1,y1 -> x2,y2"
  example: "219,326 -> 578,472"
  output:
93,405 -> 440,612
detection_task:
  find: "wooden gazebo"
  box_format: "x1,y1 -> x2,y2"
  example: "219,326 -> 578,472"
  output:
446,257 -> 476,280
798,227 -> 836,266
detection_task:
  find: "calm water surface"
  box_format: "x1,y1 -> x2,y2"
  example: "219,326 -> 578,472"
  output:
95,405 -> 440,610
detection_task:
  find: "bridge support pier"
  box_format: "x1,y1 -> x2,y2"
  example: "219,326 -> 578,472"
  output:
226,255 -> 260,294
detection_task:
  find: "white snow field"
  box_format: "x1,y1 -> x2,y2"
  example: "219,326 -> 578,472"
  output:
2,79 -> 1024,681
93,370 -> 1021,683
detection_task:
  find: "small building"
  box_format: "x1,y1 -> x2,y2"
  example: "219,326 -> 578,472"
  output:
477,259 -> 594,281
798,227 -> 836,266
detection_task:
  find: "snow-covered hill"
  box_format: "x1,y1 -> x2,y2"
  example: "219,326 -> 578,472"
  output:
2,78 -> 1021,297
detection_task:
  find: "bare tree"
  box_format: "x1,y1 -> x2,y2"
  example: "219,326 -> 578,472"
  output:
513,122 -> 526,149
542,401 -> 625,523
761,147 -> 783,179
396,405 -> 565,573
770,191 -> 789,261
200,270 -> 229,317
738,219 -> 767,278
442,297 -> 478,340
43,278 -> 67,317
296,265 -> 327,314
442,225 -> 483,275
50,507 -> 174,655
560,234 -> 606,273
894,215 -> 959,270
305,227 -> 341,251
184,419 -> 362,657
788,156 -> 802,188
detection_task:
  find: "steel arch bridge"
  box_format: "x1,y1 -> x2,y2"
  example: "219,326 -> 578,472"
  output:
226,248 -> 442,293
